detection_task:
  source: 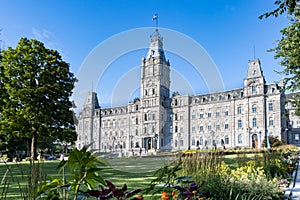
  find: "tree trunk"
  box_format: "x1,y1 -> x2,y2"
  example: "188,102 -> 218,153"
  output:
29,126 -> 39,199
31,127 -> 37,160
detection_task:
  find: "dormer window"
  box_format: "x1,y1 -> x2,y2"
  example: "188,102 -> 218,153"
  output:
252,86 -> 256,93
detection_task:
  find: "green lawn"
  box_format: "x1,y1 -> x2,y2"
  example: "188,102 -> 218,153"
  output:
0,153 -> 261,199
0,156 -> 176,199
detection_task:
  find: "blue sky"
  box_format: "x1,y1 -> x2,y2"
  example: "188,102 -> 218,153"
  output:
0,0 -> 288,109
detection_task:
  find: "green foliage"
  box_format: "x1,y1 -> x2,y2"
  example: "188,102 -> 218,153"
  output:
261,1 -> 300,113
62,146 -> 107,192
262,136 -> 286,148
0,160 -> 47,200
37,146 -> 108,200
0,37 -> 77,158
178,151 -> 288,200
229,161 -> 283,200
259,0 -> 299,19
145,160 -> 182,197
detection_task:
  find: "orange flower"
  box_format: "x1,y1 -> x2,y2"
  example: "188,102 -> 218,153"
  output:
161,191 -> 169,200
172,191 -> 177,199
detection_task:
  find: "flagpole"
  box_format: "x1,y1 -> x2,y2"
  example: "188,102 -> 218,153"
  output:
156,14 -> 158,30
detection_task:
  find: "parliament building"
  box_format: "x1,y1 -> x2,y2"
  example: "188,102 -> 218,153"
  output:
76,29 -> 300,154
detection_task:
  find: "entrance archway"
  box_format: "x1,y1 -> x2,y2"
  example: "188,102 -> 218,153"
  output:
252,134 -> 258,149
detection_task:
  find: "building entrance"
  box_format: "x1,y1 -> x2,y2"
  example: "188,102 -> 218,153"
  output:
252,134 -> 258,149
143,137 -> 152,150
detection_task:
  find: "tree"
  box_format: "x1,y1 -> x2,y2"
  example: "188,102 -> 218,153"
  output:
259,0 -> 299,19
0,37 -> 77,160
261,1 -> 300,113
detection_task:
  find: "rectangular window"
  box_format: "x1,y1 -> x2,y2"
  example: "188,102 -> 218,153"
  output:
192,126 -> 195,132
237,106 -> 242,114
238,119 -> 242,128
175,126 -> 178,133
200,125 -> 204,132
199,113 -> 204,119
269,118 -> 274,126
225,123 -> 229,130
208,112 -> 212,118
192,112 -> 196,119
225,110 -> 228,116
269,103 -> 273,111
295,134 -> 299,141
208,125 -> 212,131
216,111 -> 220,117
252,117 -> 257,127
225,136 -> 229,144
216,124 -> 220,130
180,140 -> 183,146
180,114 -> 184,120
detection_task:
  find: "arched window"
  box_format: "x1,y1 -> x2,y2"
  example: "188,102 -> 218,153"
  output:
238,134 -> 242,144
252,104 -> 257,113
200,136 -> 203,145
269,117 -> 274,126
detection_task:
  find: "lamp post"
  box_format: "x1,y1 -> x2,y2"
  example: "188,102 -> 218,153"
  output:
60,141 -> 67,200
129,135 -> 133,149
178,132 -> 181,150
247,127 -> 252,148
154,134 -> 158,152
285,128 -> 289,144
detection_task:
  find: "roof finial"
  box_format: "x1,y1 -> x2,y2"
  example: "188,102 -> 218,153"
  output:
253,45 -> 256,60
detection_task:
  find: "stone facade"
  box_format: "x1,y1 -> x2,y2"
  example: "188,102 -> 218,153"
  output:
76,29 -> 297,153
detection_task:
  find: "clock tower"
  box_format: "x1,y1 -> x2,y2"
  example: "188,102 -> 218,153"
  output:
140,29 -> 170,151
244,59 -> 266,96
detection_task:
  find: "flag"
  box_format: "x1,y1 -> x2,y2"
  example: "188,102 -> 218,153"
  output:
152,13 -> 158,21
